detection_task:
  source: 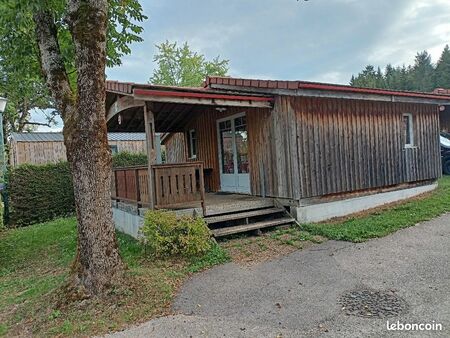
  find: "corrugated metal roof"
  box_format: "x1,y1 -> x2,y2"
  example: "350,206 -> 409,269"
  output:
107,132 -> 146,141
11,132 -> 146,142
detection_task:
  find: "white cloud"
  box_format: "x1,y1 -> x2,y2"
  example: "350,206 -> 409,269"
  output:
106,0 -> 450,86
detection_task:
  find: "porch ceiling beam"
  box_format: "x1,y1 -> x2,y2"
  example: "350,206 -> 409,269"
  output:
157,104 -> 180,131
106,95 -> 144,122
121,108 -> 141,131
133,89 -> 273,108
159,105 -> 193,133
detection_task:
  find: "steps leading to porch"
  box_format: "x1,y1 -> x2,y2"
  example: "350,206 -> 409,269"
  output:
210,216 -> 295,237
204,203 -> 296,238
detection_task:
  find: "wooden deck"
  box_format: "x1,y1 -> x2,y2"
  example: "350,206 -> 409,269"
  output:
172,193 -> 274,216
111,163 -> 296,237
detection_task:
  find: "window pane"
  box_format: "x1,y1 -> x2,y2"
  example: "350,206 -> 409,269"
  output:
220,129 -> 234,173
403,115 -> 411,145
190,130 -> 197,157
235,118 -> 249,174
110,145 -> 118,154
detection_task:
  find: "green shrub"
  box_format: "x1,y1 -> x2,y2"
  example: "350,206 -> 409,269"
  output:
8,162 -> 75,226
140,210 -> 212,257
112,152 -> 147,168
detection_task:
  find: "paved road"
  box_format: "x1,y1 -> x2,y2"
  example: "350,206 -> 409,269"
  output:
107,214 -> 450,337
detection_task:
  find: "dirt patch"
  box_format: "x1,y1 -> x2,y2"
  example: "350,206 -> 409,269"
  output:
220,226 -> 325,266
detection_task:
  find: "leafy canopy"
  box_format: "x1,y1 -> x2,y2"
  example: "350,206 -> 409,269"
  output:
150,41 -> 229,87
0,0 -> 147,134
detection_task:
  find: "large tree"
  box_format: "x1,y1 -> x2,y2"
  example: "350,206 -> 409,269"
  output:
436,45 -> 450,88
0,0 -> 146,296
0,69 -> 57,135
150,41 -> 229,87
411,51 -> 436,92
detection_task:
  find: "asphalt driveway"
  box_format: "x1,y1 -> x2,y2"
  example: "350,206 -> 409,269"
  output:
107,214 -> 450,337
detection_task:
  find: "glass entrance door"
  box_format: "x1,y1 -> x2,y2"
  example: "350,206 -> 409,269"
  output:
217,114 -> 250,193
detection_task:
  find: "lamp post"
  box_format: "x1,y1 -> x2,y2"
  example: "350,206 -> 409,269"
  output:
0,97 -> 7,182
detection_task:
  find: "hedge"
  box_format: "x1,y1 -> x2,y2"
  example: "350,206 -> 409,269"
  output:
112,152 -> 147,168
8,162 -> 75,226
8,152 -> 149,226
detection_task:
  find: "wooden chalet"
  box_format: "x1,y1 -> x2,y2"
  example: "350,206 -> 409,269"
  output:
106,78 -> 450,237
9,132 -> 148,167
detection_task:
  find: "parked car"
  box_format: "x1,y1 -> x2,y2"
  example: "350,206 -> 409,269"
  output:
441,132 -> 450,175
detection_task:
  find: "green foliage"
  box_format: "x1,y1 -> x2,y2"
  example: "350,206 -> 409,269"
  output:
0,216 -> 228,336
0,0 -> 146,135
350,46 -> 450,91
436,45 -> 450,88
411,51 -> 436,92
140,210 -> 212,258
112,152 -> 147,168
8,163 -> 75,226
186,242 -> 230,273
302,177 -> 450,242
150,41 -> 229,87
7,152 -> 148,226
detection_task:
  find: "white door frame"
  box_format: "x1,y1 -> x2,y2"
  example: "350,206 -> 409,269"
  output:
216,112 -> 250,194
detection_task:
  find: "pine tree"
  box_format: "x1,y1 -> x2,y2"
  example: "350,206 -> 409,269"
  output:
436,45 -> 450,88
411,51 -> 436,92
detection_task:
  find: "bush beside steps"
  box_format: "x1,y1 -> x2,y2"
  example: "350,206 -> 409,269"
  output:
140,209 -> 212,258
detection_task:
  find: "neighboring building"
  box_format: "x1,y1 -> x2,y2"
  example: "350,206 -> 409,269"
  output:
106,77 -> 450,236
161,132 -> 186,164
9,132 -> 146,167
434,88 -> 450,131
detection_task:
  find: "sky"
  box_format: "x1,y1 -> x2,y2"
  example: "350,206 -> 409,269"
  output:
35,0 -> 450,131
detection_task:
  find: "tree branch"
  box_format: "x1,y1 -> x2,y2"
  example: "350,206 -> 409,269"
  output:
33,10 -> 74,120
23,121 -> 53,127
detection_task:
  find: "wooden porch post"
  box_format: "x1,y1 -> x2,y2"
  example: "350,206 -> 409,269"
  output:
144,103 -> 157,209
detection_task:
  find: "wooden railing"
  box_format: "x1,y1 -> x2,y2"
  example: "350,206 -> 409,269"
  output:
111,166 -> 150,206
153,162 -> 206,214
111,162 -> 206,215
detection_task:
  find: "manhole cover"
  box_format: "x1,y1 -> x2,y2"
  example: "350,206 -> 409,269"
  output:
338,289 -> 408,318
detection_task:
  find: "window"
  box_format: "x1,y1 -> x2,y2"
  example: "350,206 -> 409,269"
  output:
187,129 -> 197,159
403,114 -> 414,147
109,145 -> 118,154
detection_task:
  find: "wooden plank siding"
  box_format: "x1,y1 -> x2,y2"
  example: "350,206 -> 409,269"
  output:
10,140 -> 146,167
247,96 -> 301,199
292,97 -> 441,198
184,106 -> 260,192
163,96 -> 441,200
164,132 -> 187,164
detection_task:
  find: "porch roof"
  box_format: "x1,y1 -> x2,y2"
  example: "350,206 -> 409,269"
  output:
105,80 -> 273,132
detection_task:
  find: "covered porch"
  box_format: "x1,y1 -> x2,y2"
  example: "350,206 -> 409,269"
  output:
106,80 -> 274,216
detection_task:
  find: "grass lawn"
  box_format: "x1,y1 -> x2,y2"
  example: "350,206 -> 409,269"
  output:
0,218 -> 229,337
1,178 -> 449,336
302,177 -> 450,242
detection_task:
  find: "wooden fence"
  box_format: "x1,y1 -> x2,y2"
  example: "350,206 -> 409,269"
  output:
111,162 -> 206,214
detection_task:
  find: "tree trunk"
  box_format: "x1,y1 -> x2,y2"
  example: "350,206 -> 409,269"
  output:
34,1 -> 123,296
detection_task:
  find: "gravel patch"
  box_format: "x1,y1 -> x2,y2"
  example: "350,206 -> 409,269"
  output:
339,288 -> 409,318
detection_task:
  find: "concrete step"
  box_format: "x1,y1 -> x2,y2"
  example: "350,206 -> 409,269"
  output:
205,207 -> 286,224
211,216 -> 295,237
